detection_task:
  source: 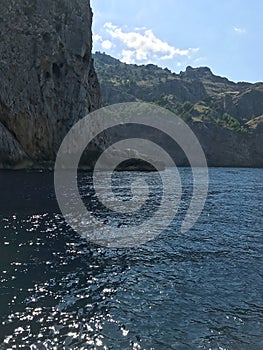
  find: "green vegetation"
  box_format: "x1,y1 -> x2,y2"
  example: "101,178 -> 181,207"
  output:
93,52 -> 262,133
215,113 -> 248,133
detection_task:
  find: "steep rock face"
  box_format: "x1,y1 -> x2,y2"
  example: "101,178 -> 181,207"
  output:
233,87 -> 263,120
0,0 -> 101,168
0,121 -> 31,168
190,122 -> 263,167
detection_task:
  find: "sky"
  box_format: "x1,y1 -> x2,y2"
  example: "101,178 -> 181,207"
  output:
91,0 -> 263,83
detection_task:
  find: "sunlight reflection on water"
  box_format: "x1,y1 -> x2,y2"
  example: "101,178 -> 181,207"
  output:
0,168 -> 263,349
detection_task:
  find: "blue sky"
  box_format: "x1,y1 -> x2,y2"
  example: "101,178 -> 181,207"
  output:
91,0 -> 262,83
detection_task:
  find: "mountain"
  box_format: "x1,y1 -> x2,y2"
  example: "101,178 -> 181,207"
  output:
93,52 -> 263,167
0,0 -> 101,169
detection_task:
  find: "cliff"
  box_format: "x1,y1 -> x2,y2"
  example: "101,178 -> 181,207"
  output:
94,52 -> 263,167
0,0 -> 101,169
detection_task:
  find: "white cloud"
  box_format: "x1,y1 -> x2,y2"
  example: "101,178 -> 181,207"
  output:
93,34 -> 102,42
233,26 -> 246,34
121,50 -> 135,64
103,22 -> 198,63
193,56 -> 208,65
134,26 -> 147,31
101,40 -> 113,50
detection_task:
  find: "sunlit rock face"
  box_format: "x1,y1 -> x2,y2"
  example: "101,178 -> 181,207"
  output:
0,0 -> 101,169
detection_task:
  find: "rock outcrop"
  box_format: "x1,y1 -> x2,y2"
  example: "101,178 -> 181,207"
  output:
190,121 -> 263,167
0,0 -> 101,169
94,52 -> 263,167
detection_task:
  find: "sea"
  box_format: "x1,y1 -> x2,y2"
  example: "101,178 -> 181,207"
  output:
0,168 -> 262,349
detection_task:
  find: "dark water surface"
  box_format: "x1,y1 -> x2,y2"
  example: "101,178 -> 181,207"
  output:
0,168 -> 262,349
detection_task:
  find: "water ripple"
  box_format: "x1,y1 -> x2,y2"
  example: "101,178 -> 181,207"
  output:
0,168 -> 263,349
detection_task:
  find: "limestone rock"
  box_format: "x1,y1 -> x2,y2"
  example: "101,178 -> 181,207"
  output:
0,0 -> 101,169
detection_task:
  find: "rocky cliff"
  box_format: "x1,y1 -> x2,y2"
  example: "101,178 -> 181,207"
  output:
94,52 -> 263,124
0,0 -> 101,169
94,52 -> 263,167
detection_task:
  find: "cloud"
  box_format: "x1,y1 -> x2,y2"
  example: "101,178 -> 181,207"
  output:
233,26 -> 246,34
103,22 -> 198,62
134,26 -> 147,31
101,40 -> 113,50
194,56 -> 207,64
121,50 -> 135,64
94,34 -> 113,51
93,34 -> 102,42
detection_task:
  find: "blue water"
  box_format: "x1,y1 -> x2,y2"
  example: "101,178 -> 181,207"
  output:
0,168 -> 262,349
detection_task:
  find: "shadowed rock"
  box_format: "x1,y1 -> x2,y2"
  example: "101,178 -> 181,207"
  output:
0,0 -> 101,169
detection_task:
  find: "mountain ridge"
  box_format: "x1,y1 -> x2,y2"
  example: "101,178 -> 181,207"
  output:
94,51 -> 263,129
93,51 -> 263,167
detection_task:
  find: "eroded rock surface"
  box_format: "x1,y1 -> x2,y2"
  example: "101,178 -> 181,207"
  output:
0,0 -> 101,168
